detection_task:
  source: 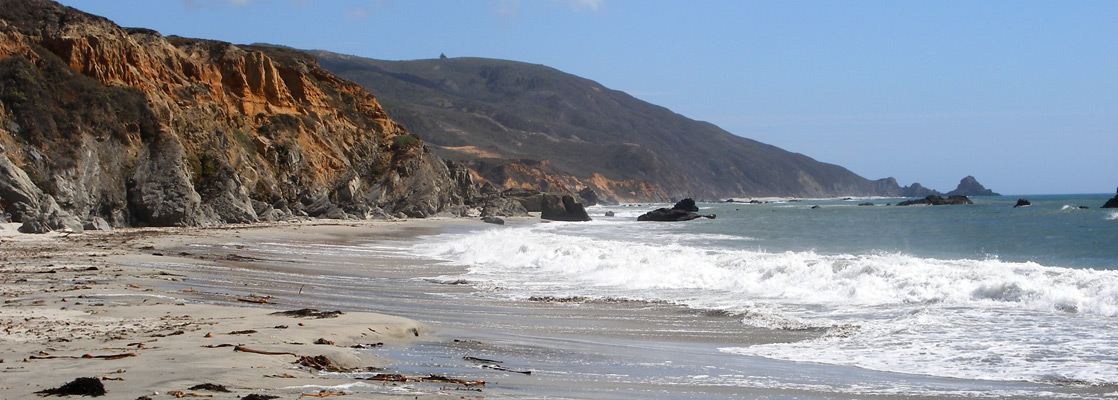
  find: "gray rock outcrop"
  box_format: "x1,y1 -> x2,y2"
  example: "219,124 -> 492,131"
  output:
0,153 -> 43,222
19,194 -> 83,233
127,134 -> 207,227
540,195 -> 591,222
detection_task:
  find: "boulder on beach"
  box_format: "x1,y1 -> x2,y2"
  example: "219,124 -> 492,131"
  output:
540,195 -> 591,222
481,216 -> 505,225
1014,198 -> 1031,208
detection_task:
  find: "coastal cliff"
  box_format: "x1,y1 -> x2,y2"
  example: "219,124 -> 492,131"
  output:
0,0 -> 470,229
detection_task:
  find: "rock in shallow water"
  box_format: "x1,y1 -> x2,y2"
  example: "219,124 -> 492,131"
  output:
1103,188 -> 1118,208
896,195 -> 973,206
540,195 -> 591,222
671,198 -> 699,212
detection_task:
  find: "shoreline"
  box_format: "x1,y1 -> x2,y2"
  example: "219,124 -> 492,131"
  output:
3,216 -> 1112,399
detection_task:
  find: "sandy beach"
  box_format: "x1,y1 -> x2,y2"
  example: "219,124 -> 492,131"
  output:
0,219 -> 482,400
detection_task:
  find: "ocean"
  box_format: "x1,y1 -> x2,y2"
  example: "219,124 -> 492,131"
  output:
413,195 -> 1118,389
155,194 -> 1118,398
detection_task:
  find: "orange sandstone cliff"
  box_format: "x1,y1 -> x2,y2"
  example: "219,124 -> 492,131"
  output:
0,0 -> 480,230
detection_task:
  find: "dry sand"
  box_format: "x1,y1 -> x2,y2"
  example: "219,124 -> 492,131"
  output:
0,219 -> 483,400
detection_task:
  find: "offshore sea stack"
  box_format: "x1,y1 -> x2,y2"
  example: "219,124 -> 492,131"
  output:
0,0 -> 472,231
945,176 -> 1000,197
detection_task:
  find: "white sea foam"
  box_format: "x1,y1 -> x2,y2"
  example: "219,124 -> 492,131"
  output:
416,226 -> 1118,317
1108,211 -> 1118,220
414,223 -> 1118,384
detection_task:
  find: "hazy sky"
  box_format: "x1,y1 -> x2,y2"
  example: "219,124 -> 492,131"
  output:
59,0 -> 1117,195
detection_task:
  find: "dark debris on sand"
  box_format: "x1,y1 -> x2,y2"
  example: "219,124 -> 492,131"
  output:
241,394 -> 280,400
35,377 -> 106,397
188,383 -> 231,392
270,308 -> 343,319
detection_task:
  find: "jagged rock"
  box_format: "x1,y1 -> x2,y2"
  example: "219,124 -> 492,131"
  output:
1014,198 -> 1031,208
540,195 -> 591,222
637,208 -> 715,222
480,197 -> 528,217
672,198 -> 699,212
0,212 -> 10,223
19,194 -> 83,233
334,173 -> 362,204
127,134 -> 207,226
206,190 -> 259,223
578,187 -> 599,207
946,176 -> 1000,197
899,182 -> 941,198
501,188 -> 545,212
896,195 -> 973,206
304,193 -> 347,219
0,154 -> 43,222
481,216 -> 505,225
1102,188 -> 1118,209
83,216 -> 112,231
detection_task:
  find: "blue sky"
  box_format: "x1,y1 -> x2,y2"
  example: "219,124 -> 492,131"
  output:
59,0 -> 1117,195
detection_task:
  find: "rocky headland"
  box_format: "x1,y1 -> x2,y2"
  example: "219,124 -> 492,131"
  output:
312,51 -> 964,203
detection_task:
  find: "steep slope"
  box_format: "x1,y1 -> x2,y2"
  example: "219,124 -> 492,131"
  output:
313,52 -> 923,202
0,0 -> 470,230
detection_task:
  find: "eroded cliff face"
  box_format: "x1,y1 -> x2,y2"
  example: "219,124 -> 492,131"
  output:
0,0 -> 467,229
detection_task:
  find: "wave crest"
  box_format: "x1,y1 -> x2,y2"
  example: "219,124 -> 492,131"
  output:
416,226 -> 1118,318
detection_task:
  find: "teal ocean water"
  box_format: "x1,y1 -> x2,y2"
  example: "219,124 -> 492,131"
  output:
418,194 -> 1118,386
